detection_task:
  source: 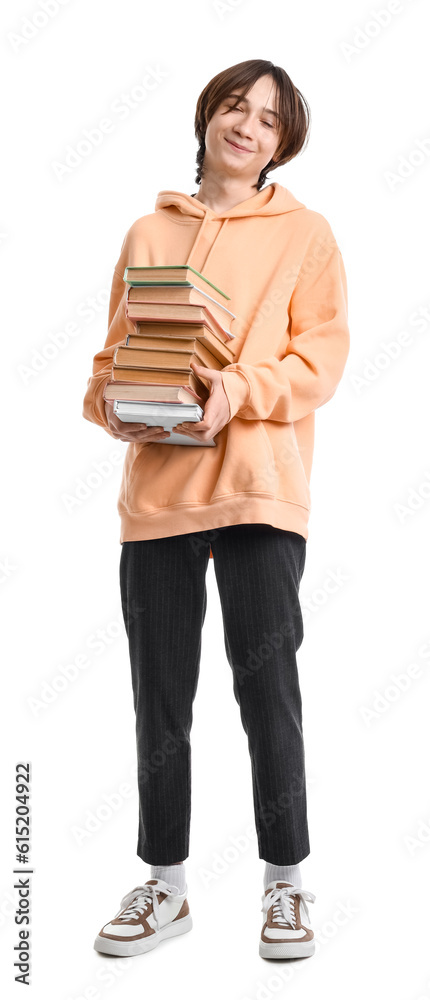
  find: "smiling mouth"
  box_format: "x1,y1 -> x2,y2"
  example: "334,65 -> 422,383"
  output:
225,138 -> 253,153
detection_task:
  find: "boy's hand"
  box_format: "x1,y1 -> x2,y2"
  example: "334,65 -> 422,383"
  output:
171,362 -> 231,442
104,399 -> 170,443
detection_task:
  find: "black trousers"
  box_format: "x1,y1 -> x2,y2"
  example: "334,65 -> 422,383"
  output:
119,523 -> 310,866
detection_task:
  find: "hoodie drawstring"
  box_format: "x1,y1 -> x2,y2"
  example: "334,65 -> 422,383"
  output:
185,215 -> 229,272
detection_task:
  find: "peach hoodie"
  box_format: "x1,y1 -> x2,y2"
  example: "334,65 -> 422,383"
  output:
82,182 -> 350,556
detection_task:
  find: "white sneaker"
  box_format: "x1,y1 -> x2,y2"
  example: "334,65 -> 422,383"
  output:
259,881 -> 316,959
94,878 -> 192,956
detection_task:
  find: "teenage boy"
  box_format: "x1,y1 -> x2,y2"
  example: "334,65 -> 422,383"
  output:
83,58 -> 350,960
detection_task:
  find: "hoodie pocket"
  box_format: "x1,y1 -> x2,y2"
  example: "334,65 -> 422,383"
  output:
118,442 -> 149,510
258,421 -> 311,510
214,418 -> 278,498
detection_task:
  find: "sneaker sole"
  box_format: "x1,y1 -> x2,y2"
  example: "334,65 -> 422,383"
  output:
94,913 -> 193,956
259,938 -> 315,959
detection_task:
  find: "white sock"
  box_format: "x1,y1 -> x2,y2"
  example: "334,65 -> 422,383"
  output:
264,861 -> 302,889
150,862 -> 187,894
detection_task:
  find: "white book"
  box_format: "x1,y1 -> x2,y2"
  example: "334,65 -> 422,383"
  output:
113,400 -> 216,447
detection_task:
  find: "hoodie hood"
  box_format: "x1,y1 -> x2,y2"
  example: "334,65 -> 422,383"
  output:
154,182 -> 306,272
154,181 -> 305,221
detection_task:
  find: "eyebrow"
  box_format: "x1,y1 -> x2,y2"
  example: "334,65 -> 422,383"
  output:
225,93 -> 280,120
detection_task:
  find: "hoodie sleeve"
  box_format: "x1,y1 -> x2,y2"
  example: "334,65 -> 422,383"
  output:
82,238 -> 136,435
220,230 -> 350,424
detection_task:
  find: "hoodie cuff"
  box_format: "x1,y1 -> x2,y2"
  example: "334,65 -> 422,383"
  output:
82,374 -> 115,436
220,368 -> 252,420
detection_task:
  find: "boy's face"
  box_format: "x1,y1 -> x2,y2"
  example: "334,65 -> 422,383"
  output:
203,74 -> 282,186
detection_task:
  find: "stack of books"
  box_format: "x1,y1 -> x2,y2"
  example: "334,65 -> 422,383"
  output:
103,265 -> 236,447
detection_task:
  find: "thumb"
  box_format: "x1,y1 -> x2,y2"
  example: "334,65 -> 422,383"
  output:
190,360 -> 215,377
189,360 -> 216,397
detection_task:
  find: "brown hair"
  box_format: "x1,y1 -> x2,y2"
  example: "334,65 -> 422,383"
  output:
194,59 -> 311,192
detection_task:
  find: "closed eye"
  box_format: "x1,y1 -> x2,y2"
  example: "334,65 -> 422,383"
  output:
224,104 -> 275,127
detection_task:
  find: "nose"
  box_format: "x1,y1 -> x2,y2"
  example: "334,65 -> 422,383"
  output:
232,112 -> 255,142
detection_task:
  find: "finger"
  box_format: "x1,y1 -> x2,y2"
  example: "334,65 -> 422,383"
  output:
173,418 -> 207,429
114,422 -> 167,436
112,426 -> 168,441
119,432 -> 169,444
113,420 -> 148,432
172,426 -> 196,434
172,427 -> 209,441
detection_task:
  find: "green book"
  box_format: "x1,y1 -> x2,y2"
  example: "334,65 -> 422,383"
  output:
123,264 -> 230,300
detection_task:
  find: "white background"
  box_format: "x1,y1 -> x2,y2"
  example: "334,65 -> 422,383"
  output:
2,0 -> 430,997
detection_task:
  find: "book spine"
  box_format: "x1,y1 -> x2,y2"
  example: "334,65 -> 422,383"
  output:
123,265 -> 230,300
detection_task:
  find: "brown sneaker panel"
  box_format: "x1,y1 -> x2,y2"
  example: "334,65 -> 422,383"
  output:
99,913 -> 156,942
109,916 -> 144,926
261,921 -> 314,944
173,898 -> 189,921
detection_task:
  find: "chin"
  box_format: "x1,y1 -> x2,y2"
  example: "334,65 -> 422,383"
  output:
221,146 -> 254,166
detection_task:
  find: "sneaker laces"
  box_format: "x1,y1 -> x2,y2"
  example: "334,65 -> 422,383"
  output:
116,882 -> 180,931
262,885 -> 316,929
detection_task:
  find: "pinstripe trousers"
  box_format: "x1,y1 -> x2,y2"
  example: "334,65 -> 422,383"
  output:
119,523 -> 310,866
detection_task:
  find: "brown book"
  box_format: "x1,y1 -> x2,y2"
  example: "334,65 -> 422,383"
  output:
110,365 -> 212,393
127,284 -> 235,333
123,264 -> 231,305
125,299 -> 235,337
103,380 -> 208,405
127,323 -> 235,365
114,343 -> 223,371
